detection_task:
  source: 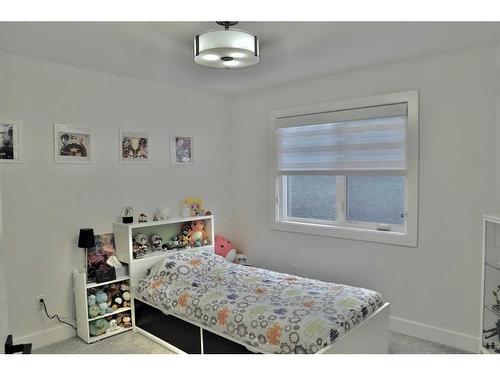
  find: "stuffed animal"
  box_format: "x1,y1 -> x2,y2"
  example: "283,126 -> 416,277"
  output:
95,290 -> 112,315
133,233 -> 149,258
122,291 -> 131,307
234,253 -> 248,266
89,318 -> 109,336
214,234 -> 237,262
88,294 -> 100,318
122,315 -> 132,328
189,220 -> 208,246
107,319 -> 119,332
150,233 -> 164,252
180,224 -> 191,248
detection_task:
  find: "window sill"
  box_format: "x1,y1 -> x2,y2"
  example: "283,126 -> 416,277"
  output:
270,219 -> 417,247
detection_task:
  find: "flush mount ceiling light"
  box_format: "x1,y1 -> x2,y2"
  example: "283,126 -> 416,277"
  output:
194,21 -> 260,69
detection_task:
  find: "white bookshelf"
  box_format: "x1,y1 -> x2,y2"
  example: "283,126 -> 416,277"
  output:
74,270 -> 135,343
113,215 -> 215,288
480,215 -> 500,353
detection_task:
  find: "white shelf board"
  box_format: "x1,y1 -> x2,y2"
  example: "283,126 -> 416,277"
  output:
86,275 -> 130,289
88,307 -> 132,322
114,215 -> 213,229
89,326 -> 133,343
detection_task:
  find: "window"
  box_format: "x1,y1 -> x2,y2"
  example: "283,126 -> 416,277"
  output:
272,91 -> 418,247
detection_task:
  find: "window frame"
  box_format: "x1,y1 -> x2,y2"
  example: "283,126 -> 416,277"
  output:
270,91 -> 419,247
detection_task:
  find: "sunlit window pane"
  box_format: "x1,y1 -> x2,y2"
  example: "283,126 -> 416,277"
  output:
347,176 -> 405,225
287,176 -> 336,221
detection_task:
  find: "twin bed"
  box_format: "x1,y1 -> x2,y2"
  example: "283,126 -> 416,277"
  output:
130,250 -> 390,354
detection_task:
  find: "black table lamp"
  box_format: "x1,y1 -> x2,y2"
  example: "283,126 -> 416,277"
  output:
78,228 -> 95,275
78,228 -> 95,249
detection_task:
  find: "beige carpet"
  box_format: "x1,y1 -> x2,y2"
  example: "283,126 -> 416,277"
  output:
32,331 -> 469,354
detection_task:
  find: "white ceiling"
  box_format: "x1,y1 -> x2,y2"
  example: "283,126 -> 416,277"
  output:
1,22 -> 500,95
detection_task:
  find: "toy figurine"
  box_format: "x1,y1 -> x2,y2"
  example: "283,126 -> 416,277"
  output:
138,213 -> 148,223
183,197 -> 204,217
180,224 -> 191,248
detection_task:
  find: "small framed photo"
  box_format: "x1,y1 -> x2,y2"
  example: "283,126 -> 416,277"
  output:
170,135 -> 193,165
120,130 -> 149,163
54,124 -> 92,164
0,121 -> 21,163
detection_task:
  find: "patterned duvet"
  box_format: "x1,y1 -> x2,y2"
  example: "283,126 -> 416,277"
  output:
136,251 -> 384,354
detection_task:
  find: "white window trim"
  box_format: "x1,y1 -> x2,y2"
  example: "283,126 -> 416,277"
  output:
270,91 -> 419,247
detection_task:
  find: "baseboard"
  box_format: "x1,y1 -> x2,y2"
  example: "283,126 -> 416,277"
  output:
13,316 -> 479,353
390,316 -> 479,353
13,324 -> 77,350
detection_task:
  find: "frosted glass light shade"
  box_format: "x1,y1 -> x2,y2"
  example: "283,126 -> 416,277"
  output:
194,29 -> 259,69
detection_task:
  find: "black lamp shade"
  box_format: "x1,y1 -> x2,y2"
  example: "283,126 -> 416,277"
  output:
78,228 -> 95,249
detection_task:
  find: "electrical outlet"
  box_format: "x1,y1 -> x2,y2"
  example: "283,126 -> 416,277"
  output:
36,295 -> 46,310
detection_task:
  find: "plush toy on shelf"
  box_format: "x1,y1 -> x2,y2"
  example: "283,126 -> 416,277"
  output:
189,220 -> 208,247
133,233 -> 149,258
95,290 -> 112,315
89,318 -> 109,336
214,234 -> 237,263
107,319 -> 119,332
180,224 -> 191,248
87,294 -> 100,318
122,315 -> 132,328
150,233 -> 164,253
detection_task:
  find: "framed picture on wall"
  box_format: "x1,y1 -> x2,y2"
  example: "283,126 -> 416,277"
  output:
170,135 -> 193,165
54,124 -> 92,164
0,121 -> 21,163
120,130 -> 149,163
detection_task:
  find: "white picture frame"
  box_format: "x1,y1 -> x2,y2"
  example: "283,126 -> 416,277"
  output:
120,130 -> 149,164
0,121 -> 21,163
53,124 -> 92,164
170,135 -> 193,165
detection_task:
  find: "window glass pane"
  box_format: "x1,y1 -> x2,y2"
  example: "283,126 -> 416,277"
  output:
347,176 -> 405,225
287,176 -> 336,221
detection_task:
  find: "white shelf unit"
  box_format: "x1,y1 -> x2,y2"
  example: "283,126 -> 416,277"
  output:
74,270 -> 135,343
480,215 -> 500,354
113,215 -> 215,288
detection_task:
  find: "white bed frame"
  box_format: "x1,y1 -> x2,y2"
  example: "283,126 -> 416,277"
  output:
128,252 -> 390,354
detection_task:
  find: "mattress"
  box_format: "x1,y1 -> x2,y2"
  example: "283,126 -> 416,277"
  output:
136,251 -> 384,354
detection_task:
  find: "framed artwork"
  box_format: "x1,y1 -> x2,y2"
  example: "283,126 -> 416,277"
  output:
170,135 -> 193,165
120,130 -> 149,163
0,121 -> 21,163
54,124 -> 92,164
86,233 -> 117,283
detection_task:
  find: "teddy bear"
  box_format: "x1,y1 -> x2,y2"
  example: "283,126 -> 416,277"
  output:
95,290 -> 112,315
214,234 -> 237,262
87,294 -> 100,318
189,220 -> 208,247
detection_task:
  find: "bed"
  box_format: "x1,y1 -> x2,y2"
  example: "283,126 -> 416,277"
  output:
132,250 -> 390,354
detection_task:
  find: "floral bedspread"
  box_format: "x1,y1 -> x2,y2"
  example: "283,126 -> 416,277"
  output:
136,251 -> 384,354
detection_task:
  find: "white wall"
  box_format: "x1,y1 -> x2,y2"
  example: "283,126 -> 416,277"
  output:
0,56 -> 10,352
0,54 -> 233,348
230,44 -> 498,352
